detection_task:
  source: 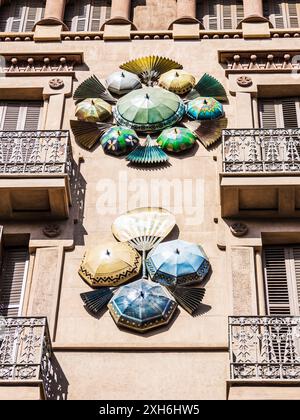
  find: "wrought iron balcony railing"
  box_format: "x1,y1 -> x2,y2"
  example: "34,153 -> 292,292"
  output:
229,316 -> 300,381
0,130 -> 71,175
223,129 -> 300,173
0,317 -> 52,384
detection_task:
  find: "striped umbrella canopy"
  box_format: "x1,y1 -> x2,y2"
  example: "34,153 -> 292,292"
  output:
157,127 -> 197,153
106,71 -> 142,96
146,240 -> 210,286
100,126 -> 139,156
75,98 -> 112,123
108,278 -> 177,333
158,70 -> 196,95
186,97 -> 224,121
113,87 -> 185,133
79,242 -> 142,287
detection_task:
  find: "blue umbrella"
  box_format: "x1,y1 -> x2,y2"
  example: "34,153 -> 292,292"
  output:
107,278 -> 177,333
146,240 -> 210,286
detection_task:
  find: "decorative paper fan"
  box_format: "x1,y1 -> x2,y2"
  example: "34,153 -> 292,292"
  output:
81,289 -> 114,315
120,56 -> 183,86
112,207 -> 176,278
74,75 -> 117,103
186,74 -> 227,102
183,117 -> 228,148
126,136 -> 169,165
168,285 -> 206,315
70,120 -> 113,150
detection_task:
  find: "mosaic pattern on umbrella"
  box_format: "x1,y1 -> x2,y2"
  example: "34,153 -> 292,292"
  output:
101,126 -> 139,156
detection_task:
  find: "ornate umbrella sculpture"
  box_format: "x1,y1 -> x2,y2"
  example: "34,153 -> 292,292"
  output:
158,70 -> 196,95
101,126 -> 140,156
79,242 -> 142,288
75,98 -> 112,123
186,97 -> 224,121
106,71 -> 142,96
113,87 -> 186,133
108,278 -> 177,333
157,127 -> 197,153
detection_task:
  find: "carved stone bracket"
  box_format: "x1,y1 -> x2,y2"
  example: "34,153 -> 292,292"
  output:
237,76 -> 253,87
230,223 -> 249,237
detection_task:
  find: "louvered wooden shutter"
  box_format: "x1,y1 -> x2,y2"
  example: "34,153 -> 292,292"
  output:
259,100 -> 278,128
23,0 -> 45,32
75,0 -> 90,31
0,248 -> 29,317
0,101 -> 42,131
223,1 -> 234,30
236,0 -> 244,26
10,0 -> 24,32
259,98 -> 300,129
264,246 -> 300,316
287,1 -> 300,28
90,0 -> 111,31
281,98 -> 299,128
208,0 -> 219,30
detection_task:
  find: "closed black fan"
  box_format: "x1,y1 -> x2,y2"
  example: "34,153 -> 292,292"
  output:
74,75 -> 117,103
168,285 -> 206,315
70,120 -> 112,150
81,289 -> 114,315
186,74 -> 227,102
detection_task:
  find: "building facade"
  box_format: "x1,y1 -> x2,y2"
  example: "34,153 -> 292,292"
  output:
0,0 -> 300,400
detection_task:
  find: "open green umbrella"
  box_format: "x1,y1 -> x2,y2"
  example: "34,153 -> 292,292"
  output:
108,278 -> 177,333
186,97 -> 224,121
157,127 -> 197,153
113,87 -> 185,133
75,98 -> 112,123
101,126 -> 139,156
106,71 -> 142,96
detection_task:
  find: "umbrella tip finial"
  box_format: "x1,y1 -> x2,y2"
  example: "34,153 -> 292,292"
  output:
121,72 -> 125,78
106,249 -> 111,256
175,248 -> 180,255
141,291 -> 145,299
145,93 -> 150,100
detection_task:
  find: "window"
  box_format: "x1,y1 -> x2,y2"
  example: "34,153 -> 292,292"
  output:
0,0 -> 45,32
259,98 -> 300,128
197,0 -> 244,30
264,246 -> 300,315
65,0 -> 112,31
0,101 -> 43,131
0,245 -> 29,317
263,0 -> 300,28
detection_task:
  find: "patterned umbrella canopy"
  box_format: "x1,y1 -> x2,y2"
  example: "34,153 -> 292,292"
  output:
157,127 -> 197,153
186,97 -> 224,121
101,126 -> 139,156
158,70 -> 196,95
106,70 -> 142,96
108,278 -> 177,333
75,98 -> 112,123
79,242 -> 142,287
113,87 -> 185,133
146,240 -> 210,286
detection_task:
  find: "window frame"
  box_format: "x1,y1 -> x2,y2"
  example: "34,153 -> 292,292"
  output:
1,1 -> 45,33
0,101 -> 43,131
264,0 -> 300,29
198,0 -> 244,30
258,97 -> 300,129
66,0 -> 112,32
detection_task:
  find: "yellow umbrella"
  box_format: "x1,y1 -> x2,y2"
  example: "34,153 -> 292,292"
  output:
159,70 -> 196,95
75,98 -> 112,123
79,242 -> 142,287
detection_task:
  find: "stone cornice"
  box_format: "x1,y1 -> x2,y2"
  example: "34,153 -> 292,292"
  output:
219,50 -> 300,75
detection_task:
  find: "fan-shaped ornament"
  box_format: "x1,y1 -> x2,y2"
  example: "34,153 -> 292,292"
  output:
157,127 -> 197,153
70,120 -> 113,150
126,136 -> 169,165
75,98 -> 112,123
186,73 -> 227,102
159,70 -> 196,95
186,97 -> 224,121
120,56 -> 183,86
183,117 -> 228,148
106,71 -> 142,96
101,127 -> 140,156
74,75 -> 117,103
114,87 -> 185,133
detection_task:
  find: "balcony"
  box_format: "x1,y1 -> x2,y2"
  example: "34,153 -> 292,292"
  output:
221,129 -> 300,218
0,130 -> 72,220
0,317 -> 52,399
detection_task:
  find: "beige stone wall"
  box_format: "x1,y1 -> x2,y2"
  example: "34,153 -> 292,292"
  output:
132,0 -> 177,30
1,15 -> 300,400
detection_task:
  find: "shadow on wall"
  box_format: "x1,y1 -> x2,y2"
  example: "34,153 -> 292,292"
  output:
43,353 -> 69,400
70,157 -> 87,246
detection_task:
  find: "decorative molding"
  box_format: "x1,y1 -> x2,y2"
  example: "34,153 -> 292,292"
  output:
230,223 -> 249,237
49,78 -> 65,89
0,53 -> 83,76
219,50 -> 300,74
43,224 -> 62,238
237,76 -> 253,87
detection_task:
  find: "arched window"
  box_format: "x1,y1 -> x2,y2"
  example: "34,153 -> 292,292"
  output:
263,0 -> 300,28
197,0 -> 244,30
0,0 -> 45,32
65,0 -> 112,31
